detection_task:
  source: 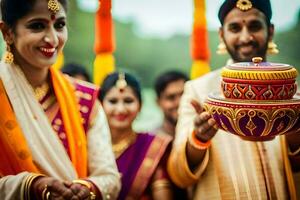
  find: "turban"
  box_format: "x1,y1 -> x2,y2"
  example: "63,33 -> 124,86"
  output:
218,0 -> 272,25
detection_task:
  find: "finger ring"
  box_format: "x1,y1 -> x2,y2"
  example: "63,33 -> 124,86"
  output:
42,185 -> 51,200
46,191 -> 51,200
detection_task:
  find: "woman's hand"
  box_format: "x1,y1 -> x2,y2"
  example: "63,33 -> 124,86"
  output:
31,177 -> 90,199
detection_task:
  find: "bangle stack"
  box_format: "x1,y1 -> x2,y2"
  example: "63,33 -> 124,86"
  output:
22,174 -> 45,200
72,179 -> 96,200
188,130 -> 211,150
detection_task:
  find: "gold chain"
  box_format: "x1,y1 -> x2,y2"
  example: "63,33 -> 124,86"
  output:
34,83 -> 50,102
113,133 -> 137,158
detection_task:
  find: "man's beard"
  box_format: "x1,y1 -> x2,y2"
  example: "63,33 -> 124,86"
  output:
165,114 -> 177,127
226,40 -> 268,62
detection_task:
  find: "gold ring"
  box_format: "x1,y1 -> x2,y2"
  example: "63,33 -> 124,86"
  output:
46,191 -> 51,200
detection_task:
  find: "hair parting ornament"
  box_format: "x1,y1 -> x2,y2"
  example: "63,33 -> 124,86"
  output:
115,73 -> 127,92
48,0 -> 60,14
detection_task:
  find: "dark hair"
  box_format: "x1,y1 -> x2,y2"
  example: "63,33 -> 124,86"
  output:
99,72 -> 142,104
154,70 -> 189,98
218,0 -> 272,27
61,63 -> 91,82
1,0 -> 68,28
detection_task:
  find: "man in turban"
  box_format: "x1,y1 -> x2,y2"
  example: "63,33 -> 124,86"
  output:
168,0 -> 300,199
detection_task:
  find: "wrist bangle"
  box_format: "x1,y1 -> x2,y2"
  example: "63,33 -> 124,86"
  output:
72,179 -> 96,200
188,130 -> 211,150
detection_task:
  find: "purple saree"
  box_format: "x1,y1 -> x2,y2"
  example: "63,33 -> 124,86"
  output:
116,133 -> 172,200
43,77 -> 99,157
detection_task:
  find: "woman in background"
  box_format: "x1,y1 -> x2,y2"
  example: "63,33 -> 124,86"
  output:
0,0 -> 120,199
99,72 -> 179,200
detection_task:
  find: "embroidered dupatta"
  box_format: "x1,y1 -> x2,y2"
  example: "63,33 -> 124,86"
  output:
0,62 -> 87,179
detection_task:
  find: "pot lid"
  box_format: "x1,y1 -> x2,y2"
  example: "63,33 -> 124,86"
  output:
222,57 -> 297,80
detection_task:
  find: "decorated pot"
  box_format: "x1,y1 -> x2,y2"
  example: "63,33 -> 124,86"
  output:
221,57 -> 298,100
203,93 -> 300,141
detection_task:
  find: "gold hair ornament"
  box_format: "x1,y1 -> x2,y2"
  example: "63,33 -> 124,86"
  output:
236,0 -> 253,11
115,73 -> 127,91
48,0 -> 60,13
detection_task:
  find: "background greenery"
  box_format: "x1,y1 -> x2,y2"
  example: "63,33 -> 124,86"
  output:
64,3 -> 300,88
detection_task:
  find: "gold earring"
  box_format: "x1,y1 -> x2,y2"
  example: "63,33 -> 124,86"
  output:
216,41 -> 227,55
4,44 -> 14,64
267,41 -> 279,55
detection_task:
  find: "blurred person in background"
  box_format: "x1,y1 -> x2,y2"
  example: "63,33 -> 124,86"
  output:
99,72 -> 187,200
61,62 -> 92,82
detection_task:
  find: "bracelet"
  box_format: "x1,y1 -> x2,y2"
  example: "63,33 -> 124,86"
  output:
151,179 -> 171,191
288,146 -> 300,156
22,174 -> 45,200
188,130 -> 211,150
72,179 -> 96,200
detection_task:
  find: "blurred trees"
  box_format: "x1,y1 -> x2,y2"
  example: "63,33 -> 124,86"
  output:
63,3 -> 300,86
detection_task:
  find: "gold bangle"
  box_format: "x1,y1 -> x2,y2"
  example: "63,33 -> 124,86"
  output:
288,146 -> 300,156
72,179 -> 92,189
151,179 -> 171,191
73,179 -> 97,199
23,174 -> 45,200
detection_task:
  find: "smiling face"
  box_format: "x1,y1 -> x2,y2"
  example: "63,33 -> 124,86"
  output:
4,0 -> 67,70
157,79 -> 185,126
220,7 -> 273,62
102,86 -> 141,131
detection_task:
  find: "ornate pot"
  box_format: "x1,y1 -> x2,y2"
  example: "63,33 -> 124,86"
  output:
203,93 -> 300,141
221,57 -> 297,100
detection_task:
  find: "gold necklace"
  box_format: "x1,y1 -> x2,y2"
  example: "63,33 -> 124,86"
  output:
113,133 -> 137,158
34,82 -> 50,102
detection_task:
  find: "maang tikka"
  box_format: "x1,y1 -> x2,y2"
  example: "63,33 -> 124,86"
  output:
115,73 -> 127,92
48,0 -> 60,13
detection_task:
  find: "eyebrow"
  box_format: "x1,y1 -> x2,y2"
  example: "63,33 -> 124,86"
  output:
27,16 -> 66,24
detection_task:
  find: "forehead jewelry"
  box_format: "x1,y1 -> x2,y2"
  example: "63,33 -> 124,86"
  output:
115,73 -> 127,92
236,0 -> 253,11
48,0 -> 60,14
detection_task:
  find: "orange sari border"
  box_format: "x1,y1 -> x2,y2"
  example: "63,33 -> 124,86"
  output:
126,134 -> 172,200
0,80 -> 40,175
50,68 -> 88,178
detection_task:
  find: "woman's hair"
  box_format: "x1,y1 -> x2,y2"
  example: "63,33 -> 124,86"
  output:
99,72 -> 142,104
61,63 -> 91,82
1,0 -> 68,28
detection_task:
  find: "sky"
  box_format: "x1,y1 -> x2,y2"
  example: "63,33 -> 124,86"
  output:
78,0 -> 300,38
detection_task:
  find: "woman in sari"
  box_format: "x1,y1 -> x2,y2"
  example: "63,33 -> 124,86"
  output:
99,72 -> 187,200
0,0 -> 120,199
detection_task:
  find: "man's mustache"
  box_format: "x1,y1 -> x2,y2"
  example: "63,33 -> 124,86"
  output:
235,41 -> 259,49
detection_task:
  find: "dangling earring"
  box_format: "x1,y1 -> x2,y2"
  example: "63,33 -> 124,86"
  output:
216,41 -> 227,55
267,41 -> 279,55
4,44 -> 14,64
